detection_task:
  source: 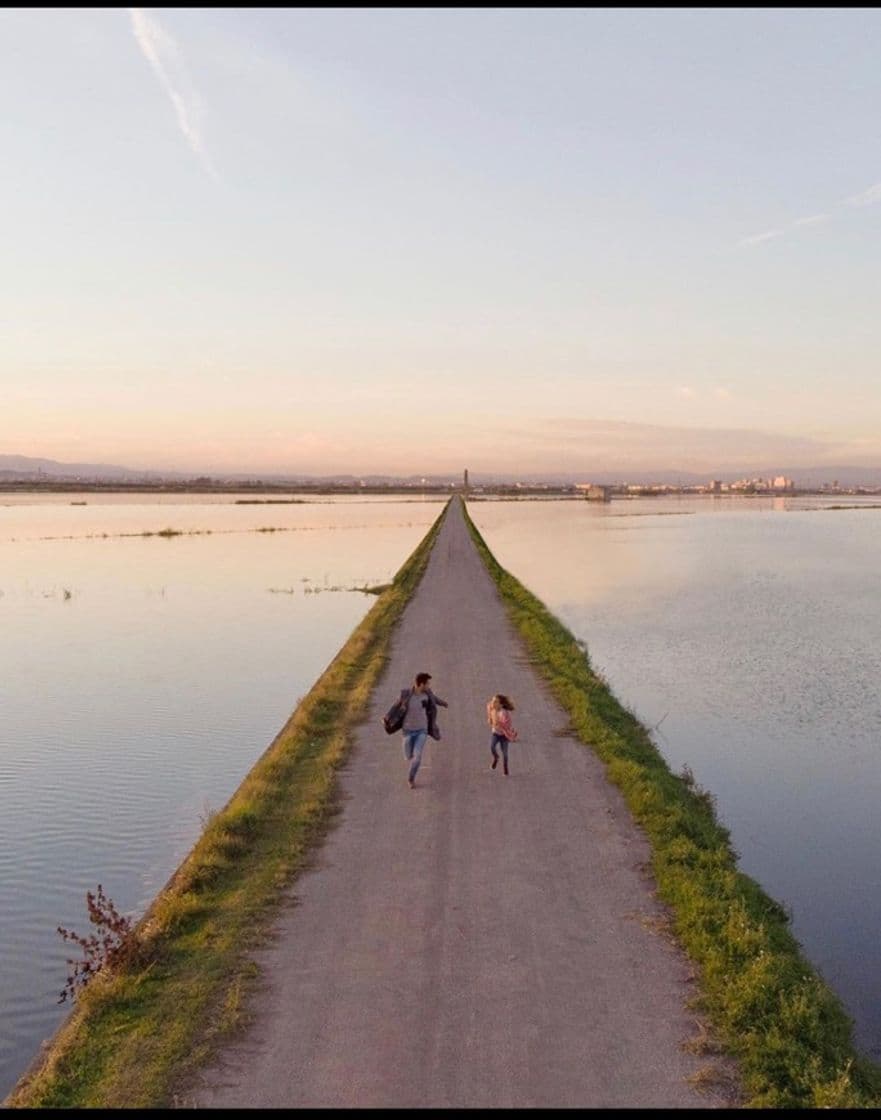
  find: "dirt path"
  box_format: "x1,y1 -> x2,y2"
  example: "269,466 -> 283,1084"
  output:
189,497 -> 733,1108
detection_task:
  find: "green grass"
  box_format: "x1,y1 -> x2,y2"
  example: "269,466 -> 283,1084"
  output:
5,501 -> 450,1109
461,500 -> 881,1109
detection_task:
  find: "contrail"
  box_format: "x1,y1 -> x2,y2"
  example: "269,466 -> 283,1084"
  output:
129,8 -> 218,180
791,213 -> 829,227
845,181 -> 881,207
740,179 -> 881,247
738,228 -> 784,247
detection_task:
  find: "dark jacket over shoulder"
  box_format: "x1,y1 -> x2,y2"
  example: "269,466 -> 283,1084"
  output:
395,687 -> 447,740
425,688 -> 448,740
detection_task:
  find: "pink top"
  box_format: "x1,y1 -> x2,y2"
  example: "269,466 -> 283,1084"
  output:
488,705 -> 518,741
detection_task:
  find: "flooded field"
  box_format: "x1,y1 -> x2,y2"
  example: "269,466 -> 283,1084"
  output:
469,493 -> 881,1063
0,492 -> 445,1098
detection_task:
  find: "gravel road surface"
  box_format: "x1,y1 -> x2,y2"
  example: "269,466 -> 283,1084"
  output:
189,497 -> 735,1108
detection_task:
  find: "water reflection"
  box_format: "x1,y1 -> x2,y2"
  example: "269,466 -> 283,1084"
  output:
0,494 -> 444,1098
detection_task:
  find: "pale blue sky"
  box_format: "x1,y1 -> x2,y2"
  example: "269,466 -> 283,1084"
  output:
3,7 -> 881,476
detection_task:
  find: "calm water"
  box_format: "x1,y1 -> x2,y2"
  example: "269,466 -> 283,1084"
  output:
4,491 -> 880,1094
469,494 -> 881,1062
0,493 -> 445,1098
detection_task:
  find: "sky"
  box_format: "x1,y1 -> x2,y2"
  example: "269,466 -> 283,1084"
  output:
3,7 -> 881,478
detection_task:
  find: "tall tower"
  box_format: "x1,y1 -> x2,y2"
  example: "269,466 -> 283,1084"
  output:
463,468 -> 469,492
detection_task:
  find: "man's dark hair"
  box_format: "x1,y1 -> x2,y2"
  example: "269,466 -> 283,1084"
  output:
415,672 -> 432,686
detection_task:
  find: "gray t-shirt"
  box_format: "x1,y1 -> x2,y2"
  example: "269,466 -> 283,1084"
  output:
402,689 -> 429,732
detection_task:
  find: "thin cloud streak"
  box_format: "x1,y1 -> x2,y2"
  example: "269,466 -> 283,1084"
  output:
129,8 -> 218,180
741,179 -> 881,247
845,181 -> 881,207
739,229 -> 784,246
792,213 -> 829,227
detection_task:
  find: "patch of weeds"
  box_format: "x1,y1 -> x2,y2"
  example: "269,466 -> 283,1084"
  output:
57,886 -> 136,1004
686,1062 -> 743,1101
683,1017 -> 727,1057
679,763 -> 717,814
199,804 -> 218,831
625,909 -> 677,943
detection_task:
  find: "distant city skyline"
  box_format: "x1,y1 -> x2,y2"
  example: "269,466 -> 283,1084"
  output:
4,452 -> 881,490
3,9 -> 881,475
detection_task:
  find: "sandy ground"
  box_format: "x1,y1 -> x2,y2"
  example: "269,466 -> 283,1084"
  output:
188,497 -> 736,1108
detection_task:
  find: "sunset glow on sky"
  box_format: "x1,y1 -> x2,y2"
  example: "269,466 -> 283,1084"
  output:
4,8 -> 881,476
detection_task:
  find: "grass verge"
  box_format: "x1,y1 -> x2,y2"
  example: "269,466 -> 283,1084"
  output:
461,500 -> 881,1109
5,501 -> 450,1109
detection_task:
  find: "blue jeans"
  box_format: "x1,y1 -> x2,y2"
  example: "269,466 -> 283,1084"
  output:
402,729 -> 428,782
490,733 -> 510,764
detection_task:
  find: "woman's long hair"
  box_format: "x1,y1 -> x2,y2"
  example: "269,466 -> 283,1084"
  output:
494,693 -> 515,711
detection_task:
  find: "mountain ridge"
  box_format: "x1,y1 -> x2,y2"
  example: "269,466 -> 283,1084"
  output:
3,454 -> 881,487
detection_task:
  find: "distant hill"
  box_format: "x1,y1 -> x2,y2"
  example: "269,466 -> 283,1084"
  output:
0,456 -> 466,486
3,454 -> 881,488
0,455 -> 166,481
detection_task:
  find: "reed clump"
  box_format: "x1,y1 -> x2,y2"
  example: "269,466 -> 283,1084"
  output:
56,886 -> 136,1005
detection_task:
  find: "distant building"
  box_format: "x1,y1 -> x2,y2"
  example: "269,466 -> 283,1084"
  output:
772,476 -> 794,491
708,479 -> 722,493
463,468 -> 469,491
575,483 -> 611,502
